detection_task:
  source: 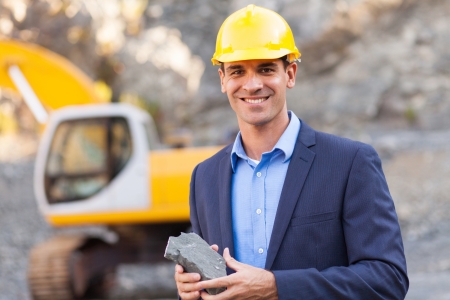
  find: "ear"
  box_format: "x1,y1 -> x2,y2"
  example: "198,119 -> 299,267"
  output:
286,62 -> 297,89
218,67 -> 226,93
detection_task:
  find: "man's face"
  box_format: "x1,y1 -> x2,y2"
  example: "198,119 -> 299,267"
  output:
218,59 -> 297,128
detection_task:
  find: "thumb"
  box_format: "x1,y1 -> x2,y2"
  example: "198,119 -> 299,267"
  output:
175,264 -> 184,274
210,244 -> 219,253
223,247 -> 242,271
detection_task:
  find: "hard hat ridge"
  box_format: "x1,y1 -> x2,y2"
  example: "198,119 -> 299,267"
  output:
245,4 -> 256,18
211,4 -> 301,65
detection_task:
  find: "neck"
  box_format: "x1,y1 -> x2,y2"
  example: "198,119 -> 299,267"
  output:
239,110 -> 290,161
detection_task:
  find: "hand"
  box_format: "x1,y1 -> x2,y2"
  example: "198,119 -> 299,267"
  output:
175,264 -> 201,300
174,244 -> 220,300
198,248 -> 278,300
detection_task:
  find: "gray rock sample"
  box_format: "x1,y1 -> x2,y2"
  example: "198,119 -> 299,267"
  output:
164,232 -> 226,295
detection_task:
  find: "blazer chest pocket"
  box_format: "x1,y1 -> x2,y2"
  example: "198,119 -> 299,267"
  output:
290,211 -> 337,227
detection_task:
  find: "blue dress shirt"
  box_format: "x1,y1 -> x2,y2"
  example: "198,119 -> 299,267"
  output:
230,111 -> 301,268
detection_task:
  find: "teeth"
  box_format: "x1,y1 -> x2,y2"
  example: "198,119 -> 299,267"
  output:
244,98 -> 267,104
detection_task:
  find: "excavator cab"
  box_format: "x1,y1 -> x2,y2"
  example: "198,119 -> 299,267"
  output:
34,103 -> 157,225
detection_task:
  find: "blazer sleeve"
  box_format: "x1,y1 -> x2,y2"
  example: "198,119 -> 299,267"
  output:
272,144 -> 409,300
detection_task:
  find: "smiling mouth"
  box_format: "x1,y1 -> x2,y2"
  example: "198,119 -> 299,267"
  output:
242,97 -> 269,104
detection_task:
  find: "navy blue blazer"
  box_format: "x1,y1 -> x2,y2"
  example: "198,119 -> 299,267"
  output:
189,120 -> 408,299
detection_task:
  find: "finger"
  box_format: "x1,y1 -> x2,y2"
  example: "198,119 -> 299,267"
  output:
198,276 -> 229,291
199,290 -> 211,300
177,281 -> 202,294
211,244 -> 219,252
223,247 -> 242,271
177,281 -> 197,291
175,264 -> 184,273
179,290 -> 201,300
175,271 -> 201,283
200,287 -> 231,300
176,279 -> 202,299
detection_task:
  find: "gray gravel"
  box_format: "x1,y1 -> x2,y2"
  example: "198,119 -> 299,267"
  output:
403,221 -> 450,300
1,151 -> 450,299
0,160 -> 177,299
0,160 -> 51,300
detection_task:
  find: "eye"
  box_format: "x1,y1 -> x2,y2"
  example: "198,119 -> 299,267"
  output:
230,70 -> 244,76
260,68 -> 274,73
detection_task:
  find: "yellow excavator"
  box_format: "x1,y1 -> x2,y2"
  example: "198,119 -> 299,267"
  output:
0,40 -> 221,299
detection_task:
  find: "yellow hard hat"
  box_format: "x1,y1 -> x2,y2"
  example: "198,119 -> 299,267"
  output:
211,4 -> 301,66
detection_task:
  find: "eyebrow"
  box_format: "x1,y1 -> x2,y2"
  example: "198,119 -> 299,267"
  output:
225,62 -> 279,73
258,62 -> 279,69
225,65 -> 243,73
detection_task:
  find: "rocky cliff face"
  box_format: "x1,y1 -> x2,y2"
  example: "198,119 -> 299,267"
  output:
2,0 -> 448,144
289,0 -> 450,137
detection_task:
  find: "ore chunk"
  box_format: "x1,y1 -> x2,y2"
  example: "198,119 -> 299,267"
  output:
164,232 -> 226,295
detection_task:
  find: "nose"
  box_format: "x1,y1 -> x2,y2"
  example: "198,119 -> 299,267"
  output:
242,72 -> 263,93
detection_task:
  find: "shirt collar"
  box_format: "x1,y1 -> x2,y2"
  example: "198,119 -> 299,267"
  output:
230,111 -> 301,172
230,131 -> 246,172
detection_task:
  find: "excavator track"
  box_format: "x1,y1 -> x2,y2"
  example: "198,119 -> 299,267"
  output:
27,224 -> 190,299
28,235 -> 87,300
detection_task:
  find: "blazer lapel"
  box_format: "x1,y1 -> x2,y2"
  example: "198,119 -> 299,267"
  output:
265,120 -> 316,270
218,147 -> 235,258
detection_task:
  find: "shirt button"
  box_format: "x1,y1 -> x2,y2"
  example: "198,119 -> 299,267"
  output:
256,172 -> 262,177
258,248 -> 264,254
256,209 -> 262,215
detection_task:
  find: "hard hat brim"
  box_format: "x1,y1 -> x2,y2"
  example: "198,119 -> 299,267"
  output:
212,48 -> 301,66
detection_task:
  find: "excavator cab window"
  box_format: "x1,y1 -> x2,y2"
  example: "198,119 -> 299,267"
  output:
44,117 -> 132,204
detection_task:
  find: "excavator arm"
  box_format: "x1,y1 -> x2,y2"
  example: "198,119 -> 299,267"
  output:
0,39 -> 103,124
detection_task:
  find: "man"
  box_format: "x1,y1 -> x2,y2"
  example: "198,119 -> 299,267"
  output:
175,4 -> 408,299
